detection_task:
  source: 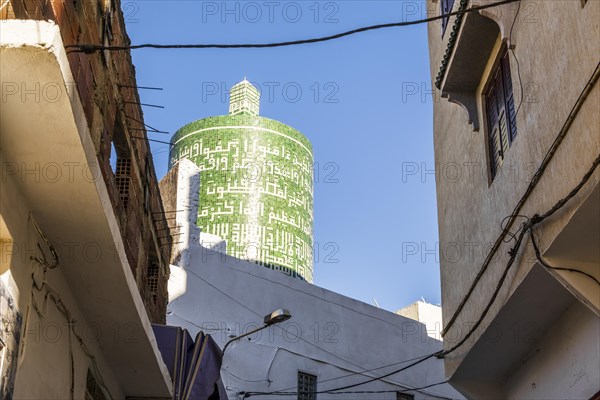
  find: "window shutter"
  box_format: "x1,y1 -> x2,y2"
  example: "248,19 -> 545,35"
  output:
501,52 -> 518,141
486,48 -> 518,180
441,0 -> 455,36
486,81 -> 503,176
498,110 -> 509,159
494,68 -> 509,159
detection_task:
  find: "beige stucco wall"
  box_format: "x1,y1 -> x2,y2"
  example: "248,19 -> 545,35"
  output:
503,300 -> 599,399
0,20 -> 173,398
0,150 -> 124,400
396,301 -> 444,340
427,0 -> 599,381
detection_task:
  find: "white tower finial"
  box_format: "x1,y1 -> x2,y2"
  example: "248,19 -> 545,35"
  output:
229,79 -> 260,116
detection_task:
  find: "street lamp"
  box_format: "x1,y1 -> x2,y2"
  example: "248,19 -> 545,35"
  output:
222,308 -> 291,354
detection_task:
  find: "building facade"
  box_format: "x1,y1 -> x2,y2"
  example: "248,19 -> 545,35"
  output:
428,0 -> 599,398
169,80 -> 314,282
396,301 -> 443,341
161,160 -> 464,400
1,1 -> 173,397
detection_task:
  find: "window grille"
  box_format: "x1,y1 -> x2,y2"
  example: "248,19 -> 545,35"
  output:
298,371 -> 317,400
85,368 -> 107,400
115,158 -> 132,210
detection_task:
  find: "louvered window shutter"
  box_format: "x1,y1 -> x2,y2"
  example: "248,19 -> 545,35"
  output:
486,49 -> 517,179
441,0 -> 455,36
502,52 -> 518,141
487,86 -> 502,177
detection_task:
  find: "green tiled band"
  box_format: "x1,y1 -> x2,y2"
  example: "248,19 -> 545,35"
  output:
170,81 -> 314,282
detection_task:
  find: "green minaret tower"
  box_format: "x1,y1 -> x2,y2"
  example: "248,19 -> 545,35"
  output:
169,80 -> 314,282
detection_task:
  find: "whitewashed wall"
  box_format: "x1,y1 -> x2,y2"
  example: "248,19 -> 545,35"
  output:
165,161 -> 463,400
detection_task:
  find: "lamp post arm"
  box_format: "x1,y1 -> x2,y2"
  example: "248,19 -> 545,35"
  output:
222,324 -> 268,354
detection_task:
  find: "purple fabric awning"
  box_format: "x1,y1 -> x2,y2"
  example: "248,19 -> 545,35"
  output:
152,324 -> 228,400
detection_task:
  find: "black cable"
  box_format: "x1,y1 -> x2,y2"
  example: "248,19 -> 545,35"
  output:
438,224 -> 529,358
190,264 -> 434,386
31,280 -> 114,399
119,84 -> 163,91
65,0 -> 519,54
530,228 -> 600,286
184,268 -> 449,398
500,214 -> 529,245
437,152 -> 600,358
530,154 -> 600,225
125,114 -> 169,134
509,0 -> 525,118
29,215 -> 60,270
68,319 -> 75,400
233,349 -> 448,398
254,352 -> 440,396
328,380 -> 449,395
244,380 -> 450,397
306,353 -> 437,393
243,354 -> 442,398
441,60 -> 600,337
176,155 -> 597,395
131,136 -> 173,146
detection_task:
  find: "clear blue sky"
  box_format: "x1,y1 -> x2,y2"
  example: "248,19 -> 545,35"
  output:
124,0 -> 441,312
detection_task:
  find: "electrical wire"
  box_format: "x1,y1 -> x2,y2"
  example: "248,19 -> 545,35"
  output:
30,276 -> 114,400
215,266 -> 455,396
173,151 -> 598,396
243,353 -> 440,398
509,0 -> 525,118
68,319 -> 75,400
500,214 -> 529,245
530,228 -> 600,286
95,0 -> 598,389
131,136 -> 173,146
437,152 -> 600,358
29,214 -> 60,270
125,114 -> 169,134
259,351 -> 442,395
438,224 -> 529,357
167,310 -> 229,332
224,369 -> 272,384
65,0 -> 519,54
244,380 -> 450,397
228,264 -> 410,331
248,347 -> 452,399
182,267 -> 451,398
441,60 -> 600,337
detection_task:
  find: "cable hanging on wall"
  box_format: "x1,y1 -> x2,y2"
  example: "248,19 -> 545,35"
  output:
241,151 -> 600,399
441,60 -> 600,337
29,213 -> 60,270
185,267 -> 454,399
530,228 -> 600,286
436,152 -> 600,359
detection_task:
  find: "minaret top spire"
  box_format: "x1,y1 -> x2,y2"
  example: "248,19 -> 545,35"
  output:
229,79 -> 260,116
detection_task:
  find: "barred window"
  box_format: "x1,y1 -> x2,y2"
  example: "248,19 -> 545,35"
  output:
298,371 -> 317,400
85,368 -> 107,400
147,261 -> 159,305
397,392 -> 415,400
110,119 -> 132,209
115,158 -> 132,210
